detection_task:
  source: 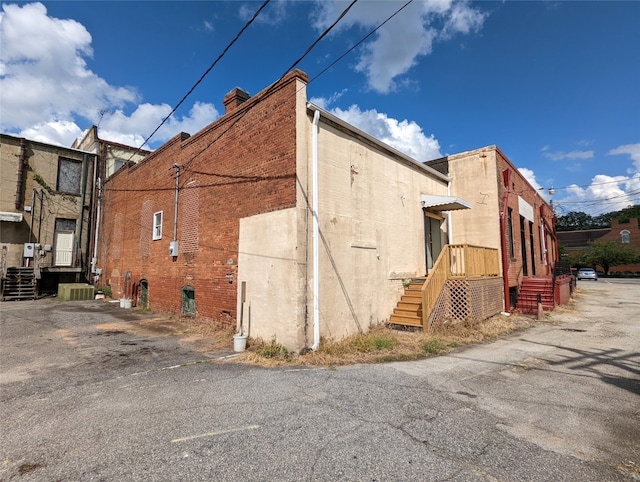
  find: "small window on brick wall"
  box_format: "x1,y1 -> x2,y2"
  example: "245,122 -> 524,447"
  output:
153,211 -> 163,240
621,230 -> 630,243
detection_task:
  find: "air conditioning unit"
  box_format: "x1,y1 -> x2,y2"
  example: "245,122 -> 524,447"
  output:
23,243 -> 35,258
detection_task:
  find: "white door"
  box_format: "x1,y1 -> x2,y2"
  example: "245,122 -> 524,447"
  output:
54,232 -> 74,267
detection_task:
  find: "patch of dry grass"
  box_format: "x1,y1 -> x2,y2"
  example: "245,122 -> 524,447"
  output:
234,313 -> 534,367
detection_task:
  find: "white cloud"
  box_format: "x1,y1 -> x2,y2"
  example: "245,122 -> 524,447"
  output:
239,0 -> 289,25
311,0 -> 486,93
543,149 -> 594,161
520,142 -> 640,215
20,120 -> 84,147
518,167 -> 544,192
608,143 -> 640,172
560,174 -> 640,214
1,2 -> 219,148
329,104 -> 441,162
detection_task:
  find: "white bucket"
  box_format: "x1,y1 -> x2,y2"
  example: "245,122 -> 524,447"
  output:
120,298 -> 132,309
233,334 -> 248,352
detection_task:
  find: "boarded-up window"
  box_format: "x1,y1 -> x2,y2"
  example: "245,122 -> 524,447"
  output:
180,183 -> 199,253
140,200 -> 153,257
57,157 -> 82,194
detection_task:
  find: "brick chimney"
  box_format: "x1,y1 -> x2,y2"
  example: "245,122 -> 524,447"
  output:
223,87 -> 250,114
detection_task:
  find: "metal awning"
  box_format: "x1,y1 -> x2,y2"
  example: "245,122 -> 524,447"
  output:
421,195 -> 471,211
0,211 -> 23,222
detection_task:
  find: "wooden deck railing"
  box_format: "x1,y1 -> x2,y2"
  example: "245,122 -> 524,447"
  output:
421,244 -> 500,328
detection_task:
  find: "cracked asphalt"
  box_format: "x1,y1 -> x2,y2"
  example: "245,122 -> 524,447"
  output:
1,280 -> 638,481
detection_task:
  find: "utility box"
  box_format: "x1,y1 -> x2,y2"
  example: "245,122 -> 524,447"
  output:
57,283 -> 95,301
23,243 -> 35,258
169,241 -> 179,257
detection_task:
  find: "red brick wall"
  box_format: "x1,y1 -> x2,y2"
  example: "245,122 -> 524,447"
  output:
595,218 -> 640,273
99,70 -> 307,324
496,149 -> 556,288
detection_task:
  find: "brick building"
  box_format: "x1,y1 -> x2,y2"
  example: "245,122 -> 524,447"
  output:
98,70 -> 484,350
1,133 -> 97,299
558,218 -> 640,274
427,146 -> 561,311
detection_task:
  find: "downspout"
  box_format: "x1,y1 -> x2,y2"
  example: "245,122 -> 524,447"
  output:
499,169 -> 512,312
77,154 -> 90,270
15,138 -> 27,209
91,177 -> 102,278
310,109 -> 321,351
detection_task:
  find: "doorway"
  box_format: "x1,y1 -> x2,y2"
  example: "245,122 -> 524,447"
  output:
424,213 -> 443,273
54,218 -> 76,267
140,279 -> 148,309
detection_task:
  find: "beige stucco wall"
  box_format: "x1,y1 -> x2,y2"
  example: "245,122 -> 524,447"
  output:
238,99 -> 450,351
237,78 -> 310,350
446,148 -> 502,252
308,113 -> 449,344
237,207 -> 306,349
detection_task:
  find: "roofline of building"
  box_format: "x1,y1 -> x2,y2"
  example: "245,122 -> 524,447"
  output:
427,144 -> 555,211
306,103 -> 450,183
1,132 -> 97,157
557,228 -> 611,234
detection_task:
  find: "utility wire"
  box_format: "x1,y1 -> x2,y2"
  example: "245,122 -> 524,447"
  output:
178,0 -> 360,173
130,0 -> 271,157
309,0 -> 413,84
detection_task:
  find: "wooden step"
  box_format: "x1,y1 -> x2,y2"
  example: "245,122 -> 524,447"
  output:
392,308 -> 423,317
389,314 -> 423,327
397,301 -> 421,310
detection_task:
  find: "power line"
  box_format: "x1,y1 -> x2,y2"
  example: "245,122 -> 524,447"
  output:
178,0 -> 361,173
130,0 -> 271,157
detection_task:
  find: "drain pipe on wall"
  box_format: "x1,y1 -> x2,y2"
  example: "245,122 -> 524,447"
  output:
310,109 -> 321,351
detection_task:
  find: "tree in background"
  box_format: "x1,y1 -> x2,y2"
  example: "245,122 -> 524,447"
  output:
580,241 -> 640,275
556,205 -> 640,231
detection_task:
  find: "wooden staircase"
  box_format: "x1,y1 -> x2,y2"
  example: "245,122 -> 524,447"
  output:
516,276 -> 554,314
2,267 -> 37,301
388,278 -> 425,328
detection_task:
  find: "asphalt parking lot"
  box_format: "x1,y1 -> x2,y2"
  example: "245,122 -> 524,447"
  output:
1,281 -> 639,481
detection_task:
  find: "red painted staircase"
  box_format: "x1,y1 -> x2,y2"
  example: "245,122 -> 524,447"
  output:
516,276 -> 554,315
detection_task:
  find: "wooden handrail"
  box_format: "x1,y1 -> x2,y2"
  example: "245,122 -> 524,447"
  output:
421,247 -> 450,328
421,244 -> 500,328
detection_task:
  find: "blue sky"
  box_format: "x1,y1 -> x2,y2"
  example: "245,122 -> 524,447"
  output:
1,1 -> 639,215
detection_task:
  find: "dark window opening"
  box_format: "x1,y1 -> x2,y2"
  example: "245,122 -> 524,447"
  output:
520,215 -> 528,277
182,286 -> 195,316
529,221 -> 536,276
507,208 -> 515,258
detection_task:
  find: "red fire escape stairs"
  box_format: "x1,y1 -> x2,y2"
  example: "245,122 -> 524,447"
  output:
515,276 -> 555,315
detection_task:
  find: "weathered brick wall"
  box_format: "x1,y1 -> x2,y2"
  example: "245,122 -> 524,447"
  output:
496,149 -> 556,288
99,70 -> 306,323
